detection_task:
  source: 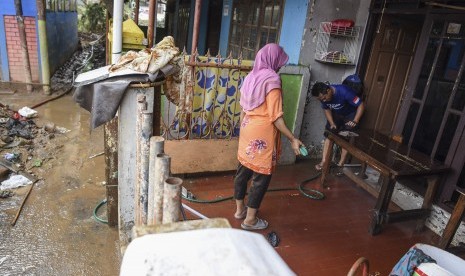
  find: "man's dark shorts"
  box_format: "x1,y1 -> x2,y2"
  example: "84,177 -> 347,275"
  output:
324,111 -> 358,137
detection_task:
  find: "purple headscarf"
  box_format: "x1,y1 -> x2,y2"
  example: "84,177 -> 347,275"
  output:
240,44 -> 289,111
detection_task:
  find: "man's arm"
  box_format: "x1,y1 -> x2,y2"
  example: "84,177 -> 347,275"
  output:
345,102 -> 365,128
324,109 -> 337,129
353,102 -> 365,124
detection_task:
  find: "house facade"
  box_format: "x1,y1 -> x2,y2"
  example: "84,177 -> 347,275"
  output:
0,0 -> 79,83
166,0 -> 465,209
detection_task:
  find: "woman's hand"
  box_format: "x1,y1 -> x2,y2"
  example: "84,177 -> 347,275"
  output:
273,117 -> 304,155
291,138 -> 304,155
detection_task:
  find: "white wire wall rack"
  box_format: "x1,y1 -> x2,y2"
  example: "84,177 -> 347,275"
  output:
315,22 -> 361,65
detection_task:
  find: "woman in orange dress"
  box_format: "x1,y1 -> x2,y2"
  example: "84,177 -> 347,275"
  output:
234,44 -> 303,230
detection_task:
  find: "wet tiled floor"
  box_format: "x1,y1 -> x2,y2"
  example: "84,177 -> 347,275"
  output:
180,161 -> 441,275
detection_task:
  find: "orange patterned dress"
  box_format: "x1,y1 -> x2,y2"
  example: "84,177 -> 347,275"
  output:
238,89 -> 283,175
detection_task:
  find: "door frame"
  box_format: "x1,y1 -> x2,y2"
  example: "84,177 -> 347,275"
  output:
393,13 -> 465,202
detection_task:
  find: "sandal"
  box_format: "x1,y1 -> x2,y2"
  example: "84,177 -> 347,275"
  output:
241,217 -> 268,231
234,208 -> 247,220
315,162 -> 324,171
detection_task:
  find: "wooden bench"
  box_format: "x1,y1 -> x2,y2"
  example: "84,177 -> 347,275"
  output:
320,129 -> 449,235
438,188 -> 465,250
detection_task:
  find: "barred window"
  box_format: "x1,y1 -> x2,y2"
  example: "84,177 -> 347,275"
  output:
228,0 -> 284,60
46,0 -> 77,12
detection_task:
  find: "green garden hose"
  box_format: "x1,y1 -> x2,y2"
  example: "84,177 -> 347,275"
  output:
93,199 -> 108,224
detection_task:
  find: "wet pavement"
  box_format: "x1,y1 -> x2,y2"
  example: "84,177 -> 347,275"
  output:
0,93 -> 120,275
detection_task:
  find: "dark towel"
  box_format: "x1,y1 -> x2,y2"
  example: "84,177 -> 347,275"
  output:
73,65 -> 177,129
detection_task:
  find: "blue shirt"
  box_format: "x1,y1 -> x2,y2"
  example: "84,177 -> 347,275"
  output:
320,84 -> 362,116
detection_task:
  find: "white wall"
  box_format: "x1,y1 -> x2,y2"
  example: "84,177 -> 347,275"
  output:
299,0 -> 371,157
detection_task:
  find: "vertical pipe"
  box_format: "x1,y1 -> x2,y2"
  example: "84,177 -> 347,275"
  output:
112,0 -> 124,63
105,11 -> 110,65
147,0 -> 157,48
135,94 -> 153,226
134,0 -> 140,25
152,86 -> 161,135
104,118 -> 119,227
162,177 -> 183,224
36,0 -> 50,95
14,0 -> 33,92
190,0 -> 202,61
147,136 -> 165,225
153,153 -> 170,224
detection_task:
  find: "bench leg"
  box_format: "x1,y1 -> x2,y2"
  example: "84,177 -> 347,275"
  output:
415,175 -> 440,231
438,193 -> 465,249
369,174 -> 395,235
320,139 -> 334,189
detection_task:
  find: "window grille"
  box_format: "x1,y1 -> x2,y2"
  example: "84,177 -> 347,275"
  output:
228,0 -> 284,60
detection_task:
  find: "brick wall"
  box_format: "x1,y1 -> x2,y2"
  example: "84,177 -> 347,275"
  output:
4,15 -> 39,82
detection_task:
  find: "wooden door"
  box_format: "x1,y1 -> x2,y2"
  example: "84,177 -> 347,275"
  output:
363,16 -> 422,136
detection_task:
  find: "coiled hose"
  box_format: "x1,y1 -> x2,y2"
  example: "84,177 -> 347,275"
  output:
182,172 -> 324,204
93,172 -> 325,223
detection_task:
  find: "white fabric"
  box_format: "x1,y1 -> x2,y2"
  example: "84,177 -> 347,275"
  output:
415,243 -> 465,276
120,228 -> 295,276
415,263 -> 455,276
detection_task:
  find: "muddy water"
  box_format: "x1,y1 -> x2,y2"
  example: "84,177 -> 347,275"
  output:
0,95 -> 120,275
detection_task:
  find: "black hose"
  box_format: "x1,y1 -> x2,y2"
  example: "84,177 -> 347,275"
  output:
92,173 -> 325,224
182,172 -> 324,203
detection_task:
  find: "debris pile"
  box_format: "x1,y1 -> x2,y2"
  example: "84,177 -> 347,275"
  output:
0,105 -> 68,194
51,33 -> 106,92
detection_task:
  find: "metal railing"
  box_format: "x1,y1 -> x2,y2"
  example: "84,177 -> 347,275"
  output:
161,50 -> 252,140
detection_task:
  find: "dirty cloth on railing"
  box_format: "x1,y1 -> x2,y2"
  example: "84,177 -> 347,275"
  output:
162,54 -> 194,112
73,66 -> 175,129
109,36 -> 180,74
73,36 -> 181,129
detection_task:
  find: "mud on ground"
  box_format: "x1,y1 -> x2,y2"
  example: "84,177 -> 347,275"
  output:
0,33 -> 120,275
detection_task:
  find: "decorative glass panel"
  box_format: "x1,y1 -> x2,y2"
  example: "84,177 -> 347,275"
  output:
452,82 -> 465,111
402,103 -> 419,144
431,21 -> 444,36
457,163 -> 465,189
435,113 -> 460,162
413,38 -> 439,99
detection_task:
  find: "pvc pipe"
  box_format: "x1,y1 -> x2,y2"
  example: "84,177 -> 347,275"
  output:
147,136 -> 165,224
154,153 -> 171,224
36,0 -> 50,95
135,94 -> 153,226
182,203 -> 208,219
112,0 -> 124,63
162,177 -> 183,224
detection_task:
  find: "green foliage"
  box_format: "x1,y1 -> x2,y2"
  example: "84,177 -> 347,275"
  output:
78,2 -> 107,33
